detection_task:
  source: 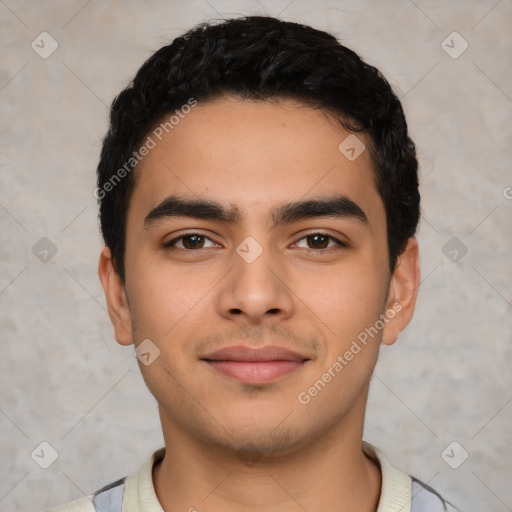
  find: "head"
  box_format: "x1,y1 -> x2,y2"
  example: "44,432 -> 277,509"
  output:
98,16 -> 420,458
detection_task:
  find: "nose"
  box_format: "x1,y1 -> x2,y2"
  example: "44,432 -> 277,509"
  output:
216,241 -> 295,326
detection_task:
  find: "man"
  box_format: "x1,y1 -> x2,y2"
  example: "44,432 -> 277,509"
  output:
48,15 -> 460,512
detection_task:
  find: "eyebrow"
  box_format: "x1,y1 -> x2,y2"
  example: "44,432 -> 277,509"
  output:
272,195 -> 368,226
143,194 -> 368,227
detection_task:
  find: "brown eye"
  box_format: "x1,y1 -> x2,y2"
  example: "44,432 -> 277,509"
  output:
294,233 -> 347,251
181,235 -> 205,249
307,234 -> 329,249
164,234 -> 217,250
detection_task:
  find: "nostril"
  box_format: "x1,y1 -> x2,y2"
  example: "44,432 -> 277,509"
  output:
268,308 -> 280,315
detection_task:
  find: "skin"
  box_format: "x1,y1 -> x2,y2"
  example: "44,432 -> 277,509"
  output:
99,96 -> 420,511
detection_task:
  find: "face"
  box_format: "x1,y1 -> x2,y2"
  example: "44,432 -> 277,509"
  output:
100,96 -> 419,457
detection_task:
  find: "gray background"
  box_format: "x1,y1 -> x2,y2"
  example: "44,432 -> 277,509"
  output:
1,1 -> 511,511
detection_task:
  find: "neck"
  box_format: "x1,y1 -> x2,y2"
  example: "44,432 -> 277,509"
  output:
153,407 -> 381,511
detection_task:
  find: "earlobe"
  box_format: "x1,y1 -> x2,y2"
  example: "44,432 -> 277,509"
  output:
381,238 -> 420,346
98,247 -> 134,346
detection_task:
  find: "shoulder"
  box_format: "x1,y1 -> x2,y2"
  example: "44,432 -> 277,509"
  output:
44,448 -> 164,512
411,477 -> 461,512
362,441 -> 460,512
44,477 -> 126,512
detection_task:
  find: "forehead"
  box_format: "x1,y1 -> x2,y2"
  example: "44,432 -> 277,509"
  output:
128,97 -> 384,227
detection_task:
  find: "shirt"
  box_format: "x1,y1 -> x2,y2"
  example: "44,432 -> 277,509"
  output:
45,442 -> 460,511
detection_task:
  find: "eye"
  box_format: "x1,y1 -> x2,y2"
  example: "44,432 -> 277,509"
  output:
294,233 -> 347,250
164,233 -> 218,250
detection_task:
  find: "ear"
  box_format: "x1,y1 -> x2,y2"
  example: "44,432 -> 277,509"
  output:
381,237 -> 420,346
98,246 -> 134,346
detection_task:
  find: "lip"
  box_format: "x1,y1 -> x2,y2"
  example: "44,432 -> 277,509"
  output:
201,345 -> 310,385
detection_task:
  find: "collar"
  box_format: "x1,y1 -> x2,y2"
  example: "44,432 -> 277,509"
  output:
124,442 -> 412,512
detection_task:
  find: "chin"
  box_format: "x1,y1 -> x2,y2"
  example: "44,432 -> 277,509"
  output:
203,415 -> 313,461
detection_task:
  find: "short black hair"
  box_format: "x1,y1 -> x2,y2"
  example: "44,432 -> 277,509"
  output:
97,15 -> 420,283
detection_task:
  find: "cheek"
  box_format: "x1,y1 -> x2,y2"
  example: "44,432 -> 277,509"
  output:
124,254 -> 219,342
294,254 -> 388,331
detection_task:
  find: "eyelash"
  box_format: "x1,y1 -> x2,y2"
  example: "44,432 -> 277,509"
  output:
163,232 -> 348,252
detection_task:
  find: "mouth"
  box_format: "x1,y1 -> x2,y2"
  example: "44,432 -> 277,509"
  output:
201,345 -> 310,385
